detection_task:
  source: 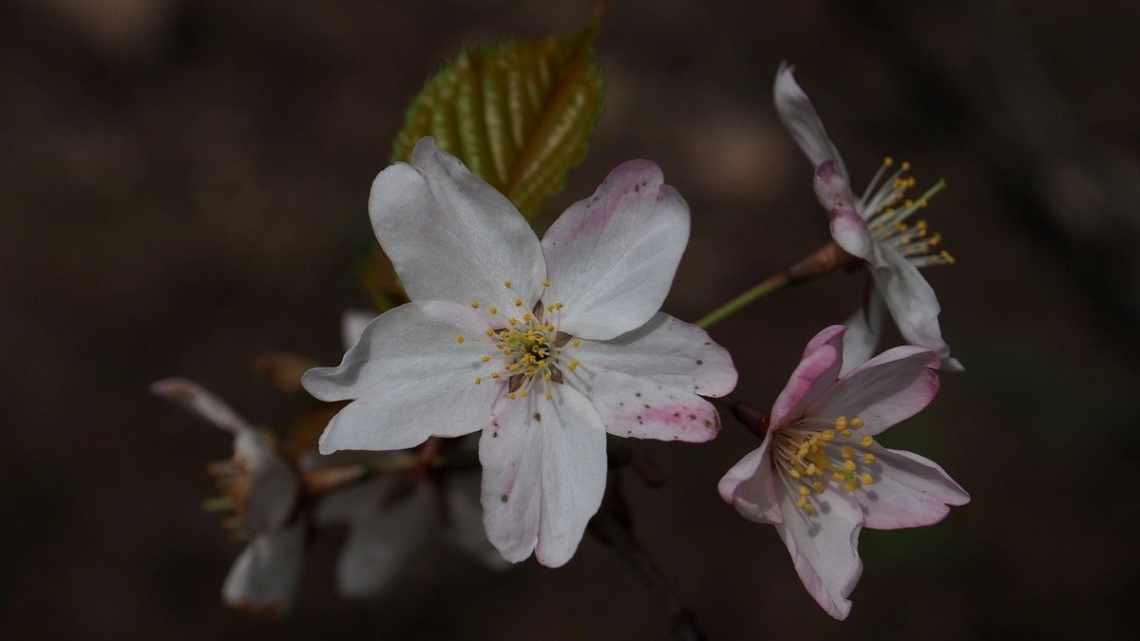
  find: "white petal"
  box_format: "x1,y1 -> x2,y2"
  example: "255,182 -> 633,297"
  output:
870,241 -> 960,369
541,161 -> 690,341
341,310 -> 375,351
302,301 -> 502,453
718,437 -> 782,524
442,472 -> 512,570
335,483 -> 436,598
236,430 -> 300,533
856,447 -> 969,530
573,313 -> 737,397
840,281 -> 886,375
479,385 -> 607,567
776,483 -> 863,620
586,370 -> 721,442
150,378 -> 252,435
222,525 -> 306,614
369,138 -> 545,312
773,63 -> 845,170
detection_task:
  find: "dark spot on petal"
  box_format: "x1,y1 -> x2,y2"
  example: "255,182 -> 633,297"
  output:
704,419 -> 713,427
673,412 -> 681,418
635,392 -> 642,398
627,430 -> 632,435
643,404 -> 650,409
493,432 -> 499,438
688,414 -> 697,420
500,494 -> 509,503
704,341 -> 710,346
534,412 -> 542,422
696,359 -> 703,365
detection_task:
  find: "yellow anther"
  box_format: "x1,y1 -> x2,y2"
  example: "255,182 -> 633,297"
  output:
508,318 -> 518,326
543,371 -> 552,380
543,278 -> 552,288
474,377 -> 482,385
504,280 -> 513,289
545,391 -> 553,400
812,481 -> 826,493
803,504 -> 816,516
523,313 -> 533,322
820,429 -> 835,442
883,156 -> 894,166
789,468 -> 801,480
834,416 -> 847,430
850,417 -> 864,430
929,233 -> 942,246
568,359 -> 580,372
843,460 -> 857,472
841,446 -> 854,460
940,250 -> 956,265
572,338 -> 582,348
844,481 -> 859,493
795,496 -> 809,509
455,335 -> 465,344
490,372 -> 501,380
860,473 -> 874,486
481,355 -> 492,363
514,297 -> 523,307
832,472 -> 846,482
805,463 -> 818,476
901,161 -> 911,171
861,436 -> 874,448
519,390 -> 528,398
799,485 -> 811,497
842,429 -> 854,438
470,300 -> 480,309
862,453 -> 876,465
489,306 -> 498,315
508,392 -> 518,400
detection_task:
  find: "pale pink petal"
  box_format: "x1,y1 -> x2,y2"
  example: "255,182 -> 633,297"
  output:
809,344 -> 940,436
829,205 -> 872,261
775,483 -> 864,620
221,525 -> 306,614
235,430 -> 299,533
150,378 -> 252,435
333,483 -> 436,597
341,310 -> 375,351
770,326 -> 845,430
573,313 -> 737,397
369,137 -> 545,313
302,301 -> 501,453
841,282 -> 886,375
718,437 -> 782,524
479,385 -> 607,567
541,161 -> 690,341
857,447 -> 969,530
870,241 -> 962,370
588,369 -> 721,443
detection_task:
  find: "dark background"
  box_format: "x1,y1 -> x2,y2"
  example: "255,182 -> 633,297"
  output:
4,1 -> 1138,639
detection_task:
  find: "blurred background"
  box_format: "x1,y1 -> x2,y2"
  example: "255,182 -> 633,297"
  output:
4,0 -> 1138,639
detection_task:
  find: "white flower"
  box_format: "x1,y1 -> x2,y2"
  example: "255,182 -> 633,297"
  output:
303,138 -> 737,567
774,63 -> 963,372
718,326 -> 969,619
150,378 -> 303,614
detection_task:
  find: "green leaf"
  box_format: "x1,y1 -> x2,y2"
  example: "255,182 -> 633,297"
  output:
391,17 -> 604,219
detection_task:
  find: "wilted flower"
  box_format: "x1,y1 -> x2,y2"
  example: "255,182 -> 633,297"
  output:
774,63 -> 963,371
304,137 -> 737,567
718,325 -> 969,619
150,378 -> 304,614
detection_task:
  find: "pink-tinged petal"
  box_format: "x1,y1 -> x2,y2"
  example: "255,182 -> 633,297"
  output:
150,378 -> 252,435
857,447 -> 969,530
841,281 -> 886,375
574,313 -> 737,398
770,326 -> 846,430
775,483 -> 864,620
222,525 -> 306,614
773,63 -> 847,174
814,161 -> 858,212
588,369 -> 721,443
302,301 -> 501,453
541,161 -> 690,341
341,310 -> 375,351
333,482 -> 435,597
369,138 -> 545,313
442,472 -> 512,570
719,437 -> 782,524
480,385 -> 607,567
829,205 -> 872,261
809,344 -> 939,437
870,241 -> 962,370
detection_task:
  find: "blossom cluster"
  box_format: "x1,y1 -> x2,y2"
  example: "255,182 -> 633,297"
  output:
155,64 -> 968,623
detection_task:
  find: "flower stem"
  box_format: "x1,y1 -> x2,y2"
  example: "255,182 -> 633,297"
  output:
695,241 -> 856,329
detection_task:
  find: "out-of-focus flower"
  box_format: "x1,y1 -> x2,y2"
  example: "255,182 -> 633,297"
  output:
718,325 -> 969,620
774,64 -> 963,372
150,378 -> 304,614
304,137 -> 737,567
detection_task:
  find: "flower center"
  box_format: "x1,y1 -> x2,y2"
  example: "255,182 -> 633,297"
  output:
772,415 -> 879,516
861,157 -> 955,268
466,280 -> 583,401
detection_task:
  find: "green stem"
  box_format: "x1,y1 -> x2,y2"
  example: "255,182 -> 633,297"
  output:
696,272 -> 789,329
